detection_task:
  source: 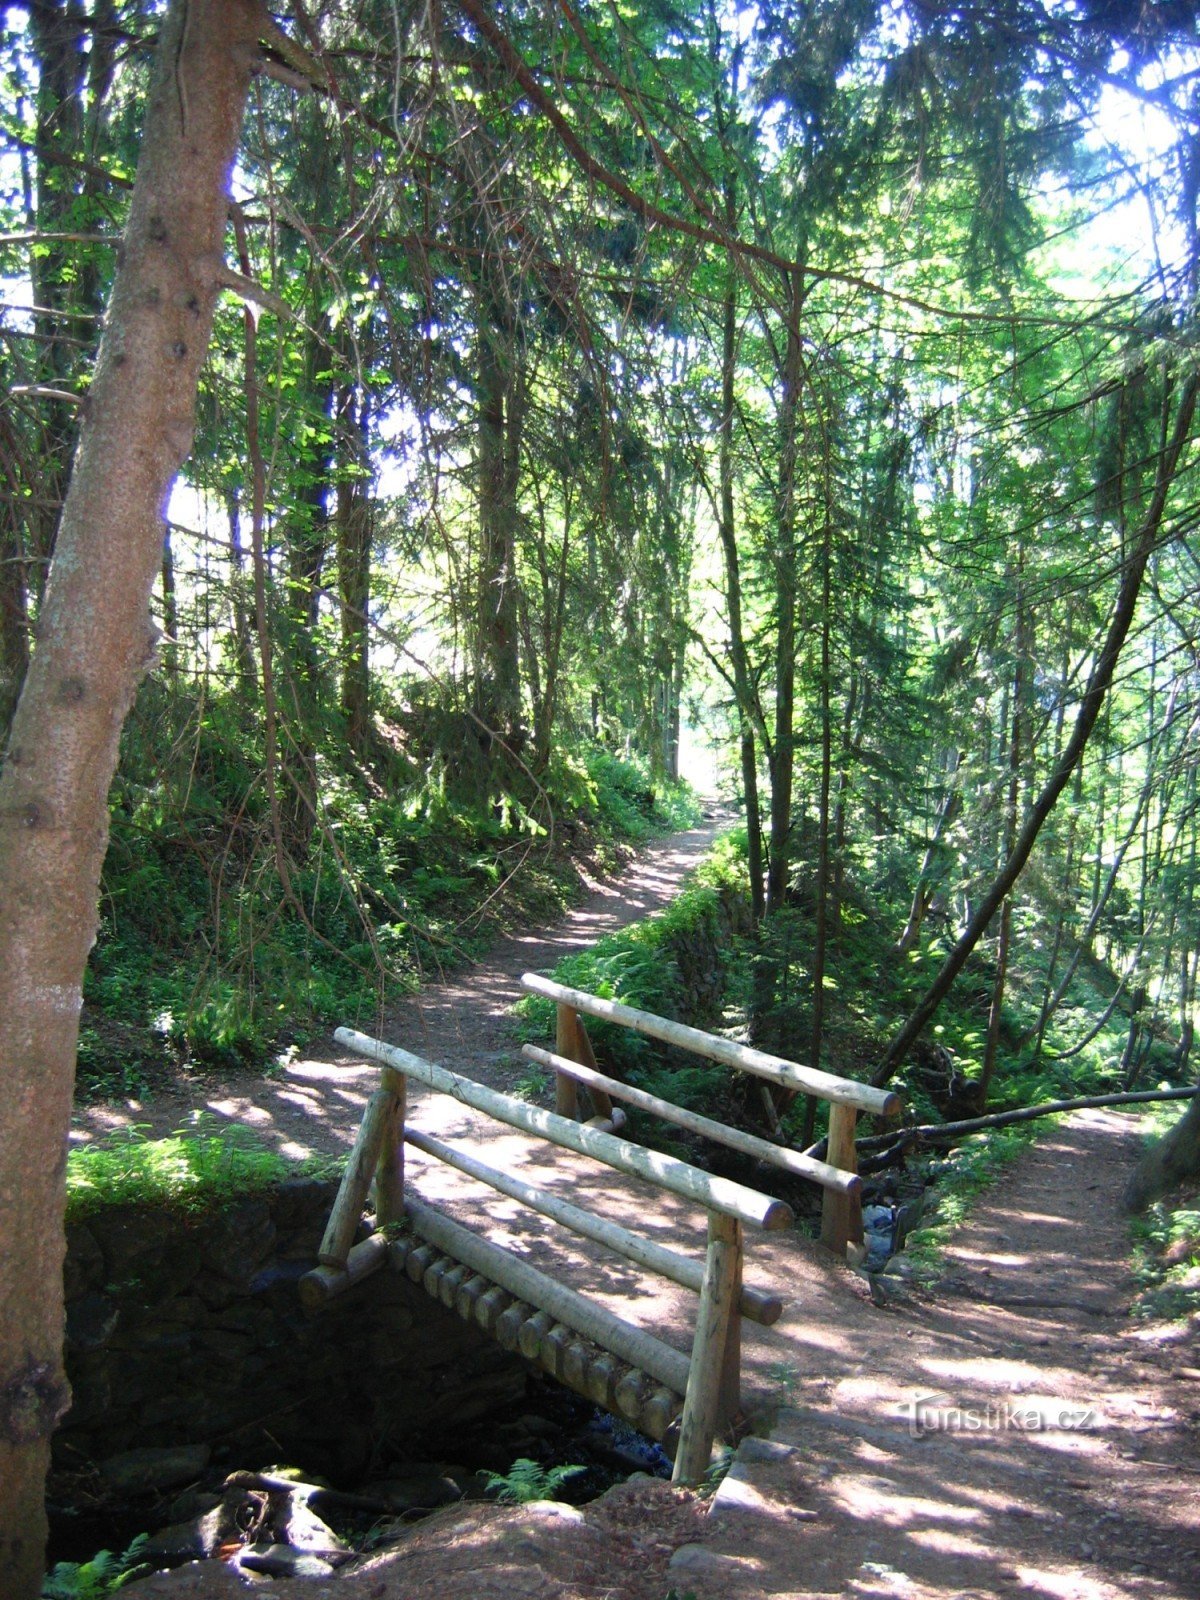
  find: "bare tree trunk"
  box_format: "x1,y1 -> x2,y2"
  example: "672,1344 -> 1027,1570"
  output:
799,452 -> 834,1145
716,245 -> 764,922
160,523 -> 179,680
282,320 -> 334,853
225,486 -> 258,693
476,309 -> 524,760
0,5 -> 257,1590
0,426 -> 30,731
765,267 -> 802,918
978,574 -> 1026,1107
336,384 -> 372,755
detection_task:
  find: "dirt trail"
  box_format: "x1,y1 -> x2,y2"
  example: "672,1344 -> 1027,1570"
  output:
681,1108 -> 1200,1600
72,812 -> 726,1155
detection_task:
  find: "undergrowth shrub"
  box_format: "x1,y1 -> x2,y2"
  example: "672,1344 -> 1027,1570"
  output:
1129,1102 -> 1200,1322
42,1533 -> 151,1597
82,676 -> 698,1099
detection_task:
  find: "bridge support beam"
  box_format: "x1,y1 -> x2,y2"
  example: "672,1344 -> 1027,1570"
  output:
674,1212 -> 742,1485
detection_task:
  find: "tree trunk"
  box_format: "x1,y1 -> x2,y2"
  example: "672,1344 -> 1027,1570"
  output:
1124,1091 -> 1200,1213
283,321 -> 335,853
979,577 -> 1025,1107
765,268 -> 802,918
27,0 -> 90,584
0,418 -> 30,733
476,309 -> 523,759
0,4 -> 256,1590
716,238 -> 764,922
799,454 -> 835,1145
225,486 -> 258,693
336,383 -> 372,755
160,522 -> 179,679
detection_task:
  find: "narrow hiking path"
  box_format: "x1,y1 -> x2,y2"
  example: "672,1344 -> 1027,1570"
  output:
680,1108 -> 1200,1600
71,811 -> 727,1157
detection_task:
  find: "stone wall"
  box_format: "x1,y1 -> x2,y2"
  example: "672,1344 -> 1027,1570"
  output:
59,1179 -> 527,1485
670,883 -> 754,1029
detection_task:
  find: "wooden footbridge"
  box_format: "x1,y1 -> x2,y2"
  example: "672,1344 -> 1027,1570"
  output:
300,976 -> 899,1483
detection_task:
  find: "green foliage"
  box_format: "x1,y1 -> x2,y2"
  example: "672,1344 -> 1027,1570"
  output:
1128,1105 -> 1200,1321
64,1120 -> 334,1220
1130,1197 -> 1200,1322
82,689 -> 696,1099
514,835 -> 745,1088
42,1535 -> 151,1598
481,1458 -> 585,1504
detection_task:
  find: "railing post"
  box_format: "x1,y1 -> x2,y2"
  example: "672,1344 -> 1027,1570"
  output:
375,1070 -> 406,1228
571,1018 -> 615,1122
821,1102 -> 863,1256
673,1210 -> 742,1485
555,1002 -> 580,1119
318,1087 -> 395,1268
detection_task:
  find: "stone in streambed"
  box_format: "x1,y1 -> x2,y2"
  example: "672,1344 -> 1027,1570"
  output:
360,1473 -> 464,1513
237,1542 -> 337,1578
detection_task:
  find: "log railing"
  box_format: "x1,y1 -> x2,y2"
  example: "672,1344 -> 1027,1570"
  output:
519,972 -> 900,1257
302,1025 -> 795,1484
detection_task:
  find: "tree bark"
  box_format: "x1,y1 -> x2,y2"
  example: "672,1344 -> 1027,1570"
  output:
873,369 -> 1199,1088
979,575 -> 1025,1108
475,306 -> 524,759
0,4 -> 257,1590
765,268 -> 802,918
716,240 -> 764,922
1124,1091 -> 1200,1213
336,383 -> 372,755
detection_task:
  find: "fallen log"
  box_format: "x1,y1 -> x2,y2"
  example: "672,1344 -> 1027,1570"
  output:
853,1084 -> 1198,1159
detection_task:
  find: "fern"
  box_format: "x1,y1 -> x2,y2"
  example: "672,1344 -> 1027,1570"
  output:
482,1457 -> 585,1504
42,1534 -> 150,1598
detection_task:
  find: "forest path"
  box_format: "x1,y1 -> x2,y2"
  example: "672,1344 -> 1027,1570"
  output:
680,1108 -> 1200,1600
127,1099 -> 1200,1600
72,809 -> 728,1155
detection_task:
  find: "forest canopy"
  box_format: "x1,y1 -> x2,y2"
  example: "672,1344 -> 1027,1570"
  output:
5,0 -> 1197,1080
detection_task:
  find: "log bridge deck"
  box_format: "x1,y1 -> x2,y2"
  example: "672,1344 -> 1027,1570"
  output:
300,975 -> 899,1484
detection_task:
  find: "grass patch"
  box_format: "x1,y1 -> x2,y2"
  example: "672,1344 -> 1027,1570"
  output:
512,829 -> 746,1098
65,1119 -> 338,1220
903,1126 -> 1040,1281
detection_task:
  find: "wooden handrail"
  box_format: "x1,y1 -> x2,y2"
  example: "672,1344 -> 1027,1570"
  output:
523,1043 -> 860,1197
333,1027 -> 793,1231
322,1025 -> 785,1482
520,972 -> 900,1116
